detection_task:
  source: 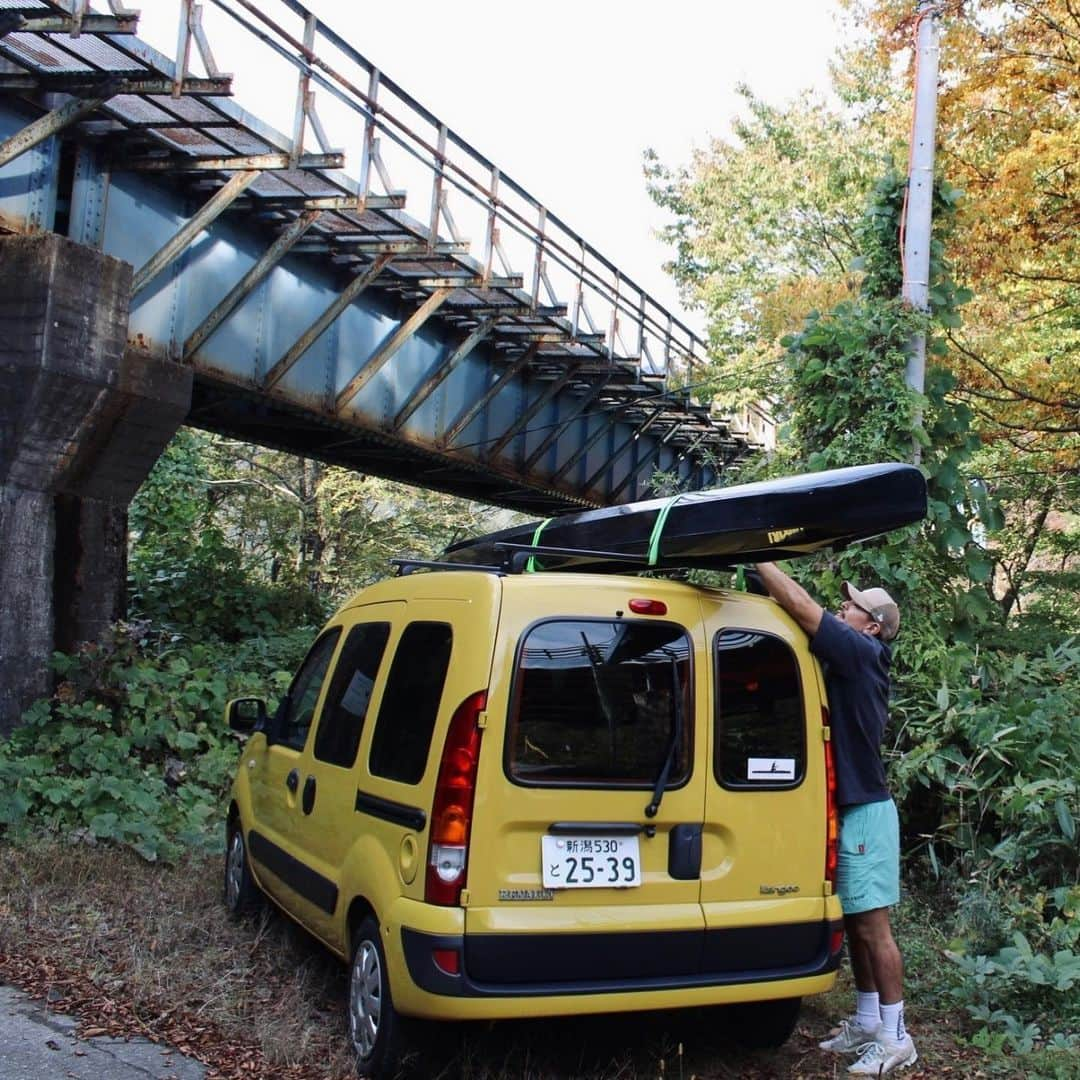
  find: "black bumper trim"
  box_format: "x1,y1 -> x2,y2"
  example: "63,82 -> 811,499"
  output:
248,829 -> 338,916
401,920 -> 843,998
355,790 -> 426,831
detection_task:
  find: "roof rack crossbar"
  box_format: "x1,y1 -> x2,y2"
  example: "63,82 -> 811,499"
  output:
391,557 -> 502,576
493,542 -> 651,574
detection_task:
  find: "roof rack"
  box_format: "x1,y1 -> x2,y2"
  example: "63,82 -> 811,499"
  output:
391,557 -> 502,576
392,544 -> 652,577
493,542 -> 650,574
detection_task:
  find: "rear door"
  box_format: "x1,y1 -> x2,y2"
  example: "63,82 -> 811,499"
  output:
465,578 -> 709,986
699,593 -> 830,975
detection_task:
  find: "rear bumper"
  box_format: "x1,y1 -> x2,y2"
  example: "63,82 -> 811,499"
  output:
401,919 -> 843,1000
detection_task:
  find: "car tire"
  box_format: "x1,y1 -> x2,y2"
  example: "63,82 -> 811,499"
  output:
721,996 -> 802,1049
223,821 -> 261,916
348,916 -> 412,1079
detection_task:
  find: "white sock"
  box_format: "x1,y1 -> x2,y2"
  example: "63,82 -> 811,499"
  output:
855,990 -> 880,1030
881,1000 -> 905,1040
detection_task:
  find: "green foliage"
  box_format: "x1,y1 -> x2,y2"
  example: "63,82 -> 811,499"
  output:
767,166 -> 1000,658
0,626 -> 306,862
889,640 -> 1080,1052
891,641 -> 1080,887
129,429 -> 326,639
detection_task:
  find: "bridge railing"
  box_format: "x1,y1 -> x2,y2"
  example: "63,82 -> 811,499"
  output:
178,0 -> 710,385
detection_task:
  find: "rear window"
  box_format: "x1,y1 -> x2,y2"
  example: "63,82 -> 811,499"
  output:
368,622 -> 453,785
714,628 -> 805,789
507,618 -> 692,786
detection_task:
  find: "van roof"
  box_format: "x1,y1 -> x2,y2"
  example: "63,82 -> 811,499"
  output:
335,568 -> 774,616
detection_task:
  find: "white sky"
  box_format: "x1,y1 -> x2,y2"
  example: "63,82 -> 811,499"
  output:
134,1 -> 843,336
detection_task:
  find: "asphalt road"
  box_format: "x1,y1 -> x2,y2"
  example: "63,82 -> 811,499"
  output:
0,984 -> 205,1079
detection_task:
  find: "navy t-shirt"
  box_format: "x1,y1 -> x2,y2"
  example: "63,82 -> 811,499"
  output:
810,611 -> 891,807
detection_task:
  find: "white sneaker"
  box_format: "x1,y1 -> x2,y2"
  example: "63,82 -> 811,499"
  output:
819,1016 -> 883,1053
847,1033 -> 918,1075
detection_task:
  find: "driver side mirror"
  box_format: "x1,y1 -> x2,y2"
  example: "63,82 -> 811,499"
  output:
226,697 -> 267,734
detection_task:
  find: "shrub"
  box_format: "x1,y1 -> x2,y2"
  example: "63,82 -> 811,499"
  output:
0,624 -> 309,862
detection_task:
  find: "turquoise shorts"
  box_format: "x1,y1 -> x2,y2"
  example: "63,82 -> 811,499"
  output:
837,798 -> 900,915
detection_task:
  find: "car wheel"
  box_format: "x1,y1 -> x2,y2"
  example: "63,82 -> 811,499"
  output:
349,916 -> 411,1079
223,821 -> 261,916
721,996 -> 802,1049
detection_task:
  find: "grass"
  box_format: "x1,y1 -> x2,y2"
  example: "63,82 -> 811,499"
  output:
0,839 -> 1058,1079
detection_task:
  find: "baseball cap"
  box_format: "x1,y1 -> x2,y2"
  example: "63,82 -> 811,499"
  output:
842,581 -> 900,641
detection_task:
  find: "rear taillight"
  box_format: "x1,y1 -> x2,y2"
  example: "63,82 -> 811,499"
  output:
823,705 -> 838,887
426,690 -> 486,906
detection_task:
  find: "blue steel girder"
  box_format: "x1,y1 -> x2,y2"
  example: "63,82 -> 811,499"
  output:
0,0 -> 761,511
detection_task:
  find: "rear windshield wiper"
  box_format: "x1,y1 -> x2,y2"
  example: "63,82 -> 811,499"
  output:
645,653 -> 684,819
581,631 -> 618,759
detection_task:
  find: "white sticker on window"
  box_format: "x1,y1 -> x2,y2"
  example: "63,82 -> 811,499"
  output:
747,757 -> 796,781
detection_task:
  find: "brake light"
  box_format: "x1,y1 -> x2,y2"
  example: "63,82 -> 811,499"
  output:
823,705 -> 838,887
426,690 -> 486,906
628,598 -> 667,616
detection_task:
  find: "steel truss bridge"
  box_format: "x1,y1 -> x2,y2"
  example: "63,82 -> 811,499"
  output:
0,0 -> 759,512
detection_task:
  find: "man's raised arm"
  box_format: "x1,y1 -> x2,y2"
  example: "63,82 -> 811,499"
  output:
754,562 -> 825,637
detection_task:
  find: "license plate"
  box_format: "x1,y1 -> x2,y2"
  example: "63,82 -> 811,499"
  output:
541,834 -> 641,889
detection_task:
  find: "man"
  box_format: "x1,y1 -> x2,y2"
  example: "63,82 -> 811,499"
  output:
754,562 -> 917,1076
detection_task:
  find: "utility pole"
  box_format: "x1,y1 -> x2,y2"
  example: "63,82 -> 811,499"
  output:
902,0 -> 941,412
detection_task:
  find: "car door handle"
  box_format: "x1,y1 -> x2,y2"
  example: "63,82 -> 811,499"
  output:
285,768 -> 299,793
302,775 -> 316,815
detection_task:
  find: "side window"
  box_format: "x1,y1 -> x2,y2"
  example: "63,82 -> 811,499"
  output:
368,622 -> 453,784
313,622 -> 391,768
278,629 -> 342,751
508,619 -> 692,786
714,628 -> 805,789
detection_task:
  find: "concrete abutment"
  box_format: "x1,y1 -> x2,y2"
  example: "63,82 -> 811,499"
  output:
0,233 -> 191,734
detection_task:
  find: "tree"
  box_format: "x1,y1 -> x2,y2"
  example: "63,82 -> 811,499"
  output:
645,80 -> 901,410
846,0 -> 1080,635
129,430 -> 517,635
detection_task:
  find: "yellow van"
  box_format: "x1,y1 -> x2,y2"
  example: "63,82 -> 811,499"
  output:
223,464 -> 926,1078
224,569 -> 844,1076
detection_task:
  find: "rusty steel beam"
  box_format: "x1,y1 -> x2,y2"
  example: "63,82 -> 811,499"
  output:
335,287 -> 455,412
392,316 -> 497,431
0,87 -> 118,169
485,366 -> 581,462
131,170 -> 260,297
677,430 -> 711,463
0,72 -> 232,95
125,151 -> 345,172
0,12 -> 138,35
608,423 -> 683,502
583,427 -> 638,495
440,345 -> 539,449
522,379 -> 609,471
294,194 -> 405,211
414,275 -> 523,290
550,416 -> 617,484
445,303 -> 568,320
325,239 -> 470,254
492,330 -> 606,346
263,251 -> 394,389
183,209 -> 321,360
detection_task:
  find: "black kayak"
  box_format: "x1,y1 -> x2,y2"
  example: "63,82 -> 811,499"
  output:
442,462 -> 928,572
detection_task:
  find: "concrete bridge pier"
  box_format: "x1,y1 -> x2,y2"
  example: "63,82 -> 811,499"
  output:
0,233 -> 192,734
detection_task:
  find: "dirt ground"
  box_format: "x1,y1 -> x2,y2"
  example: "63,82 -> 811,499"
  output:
0,842 -> 1037,1079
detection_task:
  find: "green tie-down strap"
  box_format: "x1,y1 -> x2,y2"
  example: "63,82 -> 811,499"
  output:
525,518 -> 552,573
646,493 -> 685,567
